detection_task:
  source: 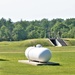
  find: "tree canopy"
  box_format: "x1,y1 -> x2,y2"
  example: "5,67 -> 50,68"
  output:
0,18 -> 75,41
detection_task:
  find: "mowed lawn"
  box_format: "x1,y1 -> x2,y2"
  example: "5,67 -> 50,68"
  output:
0,46 -> 75,75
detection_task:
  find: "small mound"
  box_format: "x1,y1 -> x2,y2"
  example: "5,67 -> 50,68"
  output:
18,38 -> 53,47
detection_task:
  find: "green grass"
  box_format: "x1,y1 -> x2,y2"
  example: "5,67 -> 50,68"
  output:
64,38 -> 75,46
0,50 -> 75,75
0,38 -> 75,75
0,38 -> 52,47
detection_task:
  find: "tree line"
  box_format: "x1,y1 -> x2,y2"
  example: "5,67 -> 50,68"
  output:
0,18 -> 75,41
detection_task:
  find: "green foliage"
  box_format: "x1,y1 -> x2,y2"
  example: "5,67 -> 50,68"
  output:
0,25 -> 10,40
0,18 -> 75,41
68,27 -> 75,38
12,24 -> 26,40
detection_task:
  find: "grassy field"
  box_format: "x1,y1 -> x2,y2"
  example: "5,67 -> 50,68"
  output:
0,38 -> 75,75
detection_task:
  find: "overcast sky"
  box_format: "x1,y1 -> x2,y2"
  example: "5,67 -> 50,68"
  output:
0,0 -> 75,22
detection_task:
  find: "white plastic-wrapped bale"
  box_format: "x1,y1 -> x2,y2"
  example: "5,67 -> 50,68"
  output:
25,46 -> 52,62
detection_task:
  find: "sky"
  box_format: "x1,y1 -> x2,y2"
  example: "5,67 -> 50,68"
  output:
0,0 -> 75,22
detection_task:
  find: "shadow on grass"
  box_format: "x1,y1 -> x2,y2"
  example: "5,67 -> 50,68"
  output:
39,62 -> 61,66
48,62 -> 60,66
0,59 -> 9,61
